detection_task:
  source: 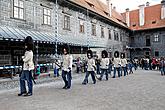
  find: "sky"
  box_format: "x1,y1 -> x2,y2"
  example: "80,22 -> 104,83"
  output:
100,0 -> 161,13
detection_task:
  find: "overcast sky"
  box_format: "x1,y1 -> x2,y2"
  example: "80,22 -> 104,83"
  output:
100,0 -> 161,12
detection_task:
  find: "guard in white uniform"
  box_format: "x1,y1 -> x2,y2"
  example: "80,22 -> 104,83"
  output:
98,50 -> 109,81
120,53 -> 127,76
112,51 -> 121,78
82,50 -> 96,85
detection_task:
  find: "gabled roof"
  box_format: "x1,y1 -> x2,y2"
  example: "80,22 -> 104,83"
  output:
68,0 -> 127,28
123,4 -> 165,31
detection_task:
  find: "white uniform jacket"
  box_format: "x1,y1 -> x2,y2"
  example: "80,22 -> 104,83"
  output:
87,58 -> 95,71
121,58 -> 127,67
113,58 -> 121,68
100,58 -> 109,69
22,50 -> 34,71
62,54 -> 73,72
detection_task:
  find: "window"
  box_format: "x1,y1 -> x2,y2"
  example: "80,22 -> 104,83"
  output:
155,51 -> 159,57
64,15 -> 70,30
146,35 -> 151,46
154,34 -> 159,42
79,20 -> 84,33
132,24 -> 136,27
43,8 -> 51,25
92,24 -> 96,36
116,33 -> 119,41
13,0 -> 24,19
101,27 -> 104,38
108,29 -> 111,39
152,20 -> 156,24
145,51 -> 150,56
120,33 -> 122,41
114,31 -> 119,41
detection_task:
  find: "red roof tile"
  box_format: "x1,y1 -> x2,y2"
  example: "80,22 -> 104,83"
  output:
123,4 -> 165,30
69,0 -> 127,28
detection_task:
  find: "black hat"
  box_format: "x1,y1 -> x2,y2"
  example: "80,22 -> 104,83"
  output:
121,53 -> 125,59
87,50 -> 93,58
101,50 -> 108,58
114,51 -> 119,58
24,36 -> 34,51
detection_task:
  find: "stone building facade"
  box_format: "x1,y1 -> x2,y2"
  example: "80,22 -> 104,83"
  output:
0,0 -> 129,66
123,1 -> 165,58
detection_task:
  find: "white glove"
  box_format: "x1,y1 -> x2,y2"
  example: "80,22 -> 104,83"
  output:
67,69 -> 70,72
22,56 -> 25,59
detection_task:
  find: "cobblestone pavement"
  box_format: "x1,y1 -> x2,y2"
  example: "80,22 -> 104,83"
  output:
0,69 -> 165,110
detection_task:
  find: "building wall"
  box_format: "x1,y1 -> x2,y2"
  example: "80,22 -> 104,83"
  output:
0,0 -> 54,31
0,0 -> 129,59
131,30 -> 165,58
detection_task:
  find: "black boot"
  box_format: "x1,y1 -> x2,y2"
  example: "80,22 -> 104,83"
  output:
63,81 -> 68,89
82,79 -> 87,85
98,77 -> 102,81
23,92 -> 32,96
18,91 -> 27,96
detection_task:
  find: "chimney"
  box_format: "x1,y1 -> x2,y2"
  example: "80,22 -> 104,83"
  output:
106,0 -> 112,17
125,8 -> 130,27
161,0 -> 165,19
139,4 -> 145,26
146,2 -> 150,6
113,6 -> 116,10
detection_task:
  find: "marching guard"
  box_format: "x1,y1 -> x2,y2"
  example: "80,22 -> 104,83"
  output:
82,50 -> 96,85
120,53 -> 128,76
112,51 -> 121,78
98,50 -> 109,81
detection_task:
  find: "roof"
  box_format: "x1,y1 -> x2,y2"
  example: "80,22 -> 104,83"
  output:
123,4 -> 165,31
0,26 -> 63,43
0,25 -> 105,47
68,0 -> 127,28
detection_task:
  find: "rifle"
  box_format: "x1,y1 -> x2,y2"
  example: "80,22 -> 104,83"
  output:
20,63 -> 36,84
31,70 -> 36,84
92,65 -> 99,80
54,61 -> 62,69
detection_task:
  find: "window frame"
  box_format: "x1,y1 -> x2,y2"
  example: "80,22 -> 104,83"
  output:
114,31 -> 119,41
13,0 -> 24,20
154,34 -> 159,42
79,20 -> 85,33
101,26 -> 104,38
63,15 -> 70,30
43,8 -> 51,25
108,29 -> 111,40
120,32 -> 122,42
91,23 -> 96,36
155,51 -> 159,57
